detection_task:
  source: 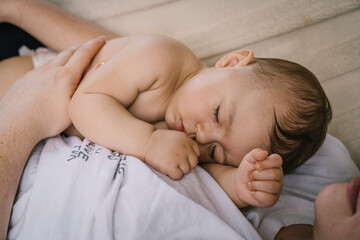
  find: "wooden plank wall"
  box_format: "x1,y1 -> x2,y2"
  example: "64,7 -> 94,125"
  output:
49,0 -> 360,167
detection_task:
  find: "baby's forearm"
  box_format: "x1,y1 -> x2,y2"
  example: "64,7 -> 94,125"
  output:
201,163 -> 248,208
69,92 -> 155,160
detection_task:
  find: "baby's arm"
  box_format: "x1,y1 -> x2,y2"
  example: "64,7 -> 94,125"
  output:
202,149 -> 283,208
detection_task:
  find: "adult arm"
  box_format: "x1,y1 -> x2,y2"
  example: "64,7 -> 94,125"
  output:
0,0 -> 118,50
0,38 -> 105,239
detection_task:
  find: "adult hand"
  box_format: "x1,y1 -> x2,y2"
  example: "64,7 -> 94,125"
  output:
0,37 -> 105,239
1,37 -> 106,140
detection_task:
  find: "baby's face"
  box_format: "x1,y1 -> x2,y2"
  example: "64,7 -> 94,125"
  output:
165,67 -> 277,166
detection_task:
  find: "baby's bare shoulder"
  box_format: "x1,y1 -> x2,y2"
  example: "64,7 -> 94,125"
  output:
135,35 -> 198,66
80,35 -> 201,99
101,35 -> 201,86
130,35 -> 190,53
109,35 -> 198,68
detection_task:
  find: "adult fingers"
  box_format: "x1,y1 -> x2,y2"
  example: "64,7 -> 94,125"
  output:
50,46 -> 78,66
64,37 -> 106,79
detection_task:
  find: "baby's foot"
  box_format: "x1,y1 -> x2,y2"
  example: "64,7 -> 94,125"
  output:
232,148 -> 283,208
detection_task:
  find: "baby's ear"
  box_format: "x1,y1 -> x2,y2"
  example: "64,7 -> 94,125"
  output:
215,49 -> 254,68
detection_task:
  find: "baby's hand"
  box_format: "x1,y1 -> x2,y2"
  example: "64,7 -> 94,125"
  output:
233,149 -> 283,208
145,129 -> 200,180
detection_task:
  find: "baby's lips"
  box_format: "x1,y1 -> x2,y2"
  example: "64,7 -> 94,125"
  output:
175,117 -> 184,132
347,176 -> 360,213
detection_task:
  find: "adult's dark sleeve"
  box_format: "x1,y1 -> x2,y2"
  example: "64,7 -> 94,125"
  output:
0,23 -> 44,61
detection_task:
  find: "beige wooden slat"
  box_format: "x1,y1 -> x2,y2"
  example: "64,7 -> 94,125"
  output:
328,107 -> 360,166
345,137 -> 360,167
323,69 -> 360,167
323,69 -> 360,116
48,0 -> 177,20
93,0 -> 359,58
307,37 -> 360,82
202,8 -> 360,81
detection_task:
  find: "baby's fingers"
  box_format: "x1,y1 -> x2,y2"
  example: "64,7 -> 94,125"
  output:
251,191 -> 279,208
179,148 -> 198,174
178,161 -> 191,176
251,168 -> 282,181
188,150 -> 199,168
255,153 -> 282,171
243,148 -> 268,165
168,167 -> 183,180
192,142 -> 200,157
249,181 -> 282,195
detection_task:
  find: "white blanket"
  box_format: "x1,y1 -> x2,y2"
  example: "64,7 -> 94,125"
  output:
8,134 -> 359,239
8,135 -> 261,239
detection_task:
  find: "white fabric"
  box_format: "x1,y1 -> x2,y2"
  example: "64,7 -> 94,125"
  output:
244,134 -> 360,240
8,134 -> 359,239
18,46 -> 55,68
8,135 -> 260,240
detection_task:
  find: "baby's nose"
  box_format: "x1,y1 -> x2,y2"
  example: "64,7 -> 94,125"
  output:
195,122 -> 213,144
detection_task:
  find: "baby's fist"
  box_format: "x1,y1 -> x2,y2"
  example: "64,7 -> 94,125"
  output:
234,149 -> 283,208
248,151 -> 283,207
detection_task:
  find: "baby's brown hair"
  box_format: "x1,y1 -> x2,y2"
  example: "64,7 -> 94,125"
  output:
250,58 -> 332,174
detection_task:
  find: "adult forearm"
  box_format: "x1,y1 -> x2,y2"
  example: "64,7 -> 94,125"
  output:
1,0 -> 118,50
0,111 -> 43,239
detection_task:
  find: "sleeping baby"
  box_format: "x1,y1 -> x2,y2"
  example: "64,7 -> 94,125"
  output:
11,35 -> 332,209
